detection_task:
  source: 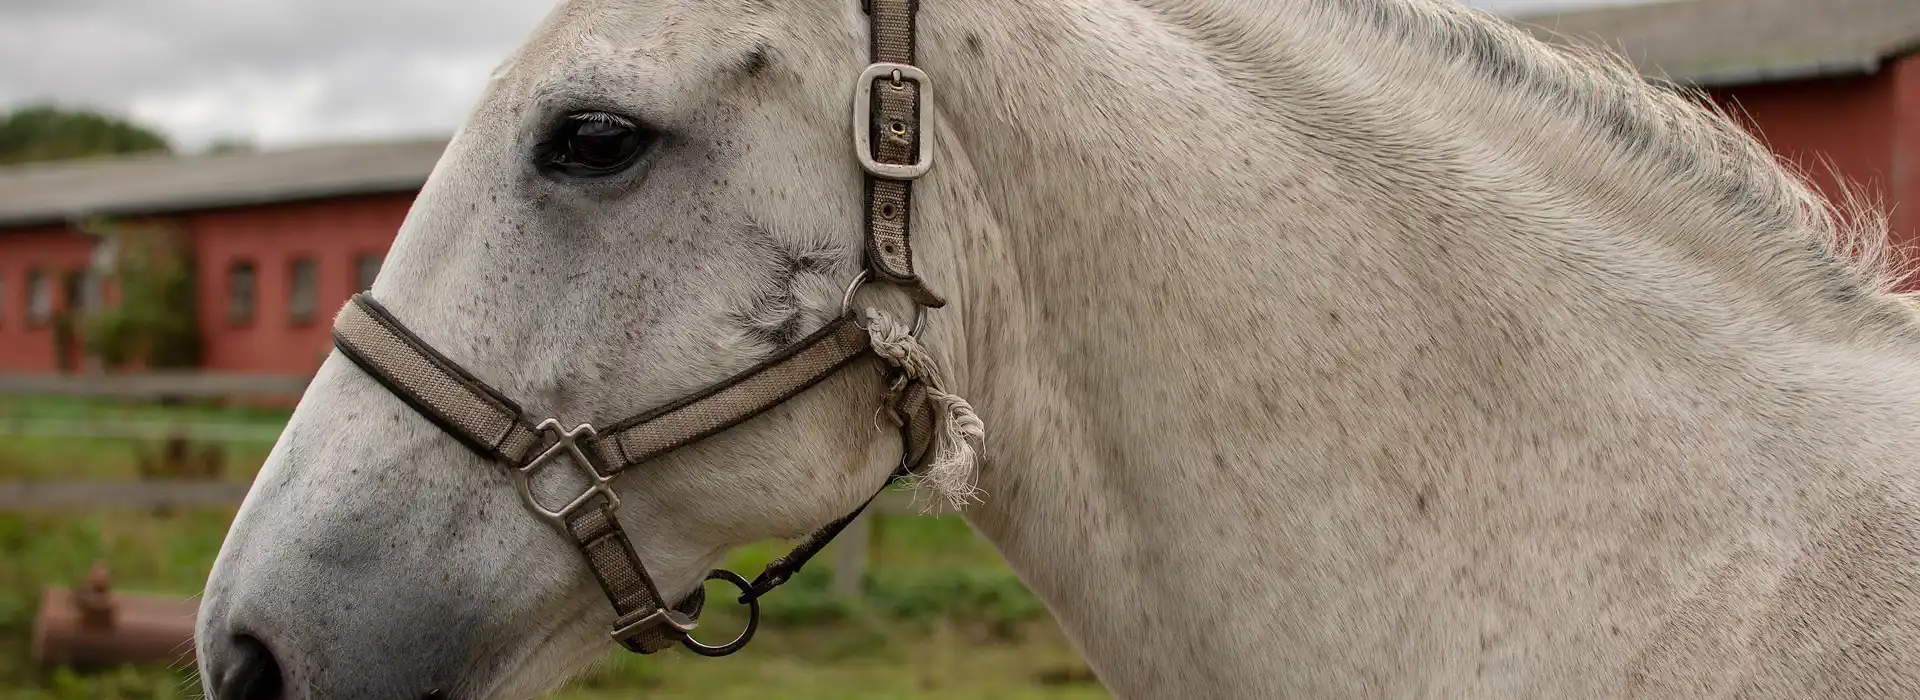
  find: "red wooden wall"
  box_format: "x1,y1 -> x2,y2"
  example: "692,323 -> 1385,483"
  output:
0,192 -> 412,374
188,193 -> 412,375
1894,55 -> 1920,265
0,226 -> 99,371
1709,54 -> 1920,286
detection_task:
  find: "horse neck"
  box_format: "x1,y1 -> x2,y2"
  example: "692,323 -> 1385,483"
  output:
913,0 -> 1920,488
909,0 -> 1920,692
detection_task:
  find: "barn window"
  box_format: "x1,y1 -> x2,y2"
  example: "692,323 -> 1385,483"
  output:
354,253 -> 382,292
62,270 -> 86,315
228,261 -> 256,325
288,257 -> 319,325
26,268 -> 52,325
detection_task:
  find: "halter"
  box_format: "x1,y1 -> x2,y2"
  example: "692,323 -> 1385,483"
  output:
328,0 -> 947,657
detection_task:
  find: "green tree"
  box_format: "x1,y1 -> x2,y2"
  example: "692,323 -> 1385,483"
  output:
80,218 -> 201,369
0,103 -> 172,165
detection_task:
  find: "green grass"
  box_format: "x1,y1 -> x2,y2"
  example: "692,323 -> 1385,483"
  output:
554,619 -> 1107,700
0,508 -> 228,700
0,396 -> 1107,699
0,395 -> 287,482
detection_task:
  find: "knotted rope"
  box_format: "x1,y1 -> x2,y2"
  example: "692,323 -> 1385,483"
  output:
860,307 -> 986,510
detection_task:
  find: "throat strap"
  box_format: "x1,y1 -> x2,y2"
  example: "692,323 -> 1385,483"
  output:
861,0 -> 945,308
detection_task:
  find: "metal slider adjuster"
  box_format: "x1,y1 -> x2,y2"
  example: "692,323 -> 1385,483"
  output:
511,419 -> 618,532
852,62 -> 934,180
611,606 -> 700,645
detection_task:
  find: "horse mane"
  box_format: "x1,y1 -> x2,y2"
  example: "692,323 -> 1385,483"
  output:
1473,7 -> 1910,294
1131,0 -> 1911,303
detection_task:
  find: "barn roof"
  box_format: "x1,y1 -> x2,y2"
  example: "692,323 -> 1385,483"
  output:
1515,0 -> 1920,87
0,136 -> 448,229
3,1 -> 1914,229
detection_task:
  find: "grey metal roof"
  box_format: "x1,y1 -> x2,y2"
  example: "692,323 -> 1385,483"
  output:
0,136 -> 448,229
1515,0 -> 1920,87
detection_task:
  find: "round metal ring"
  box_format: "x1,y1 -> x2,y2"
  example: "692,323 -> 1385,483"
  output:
679,569 -> 760,658
909,304 -> 928,339
840,271 -> 930,340
839,270 -> 872,317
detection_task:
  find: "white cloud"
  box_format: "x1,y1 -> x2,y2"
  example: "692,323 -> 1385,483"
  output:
0,0 -> 550,150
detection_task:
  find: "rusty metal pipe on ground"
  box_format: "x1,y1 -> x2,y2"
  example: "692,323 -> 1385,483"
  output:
29,563 -> 198,671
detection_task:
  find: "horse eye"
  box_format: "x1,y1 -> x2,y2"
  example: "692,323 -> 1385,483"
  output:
544,113 -> 650,176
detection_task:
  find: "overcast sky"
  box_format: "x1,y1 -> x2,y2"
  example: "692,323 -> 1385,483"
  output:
0,0 -> 1650,151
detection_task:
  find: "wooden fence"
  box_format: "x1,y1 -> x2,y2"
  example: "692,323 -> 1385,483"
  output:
0,371 -> 958,599
0,372 -> 310,400
0,419 -> 284,443
0,481 -> 253,512
0,479 -> 938,599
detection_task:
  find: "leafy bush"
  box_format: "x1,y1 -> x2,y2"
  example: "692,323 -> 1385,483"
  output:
80,219 -> 199,370
746,564 -> 1045,631
865,568 -> 1046,628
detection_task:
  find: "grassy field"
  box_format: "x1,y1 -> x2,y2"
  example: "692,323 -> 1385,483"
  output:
0,396 -> 1107,699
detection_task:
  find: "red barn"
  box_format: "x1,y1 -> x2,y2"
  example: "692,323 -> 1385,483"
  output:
1520,0 -> 1920,266
0,138 -> 444,374
1,0 -> 1917,377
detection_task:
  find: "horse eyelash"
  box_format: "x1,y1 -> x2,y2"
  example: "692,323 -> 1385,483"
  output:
569,112 -> 638,129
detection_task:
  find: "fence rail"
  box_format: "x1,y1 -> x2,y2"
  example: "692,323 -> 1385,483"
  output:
0,373 -> 311,400
2,481 -> 948,599
0,481 -> 253,512
0,419 -> 285,443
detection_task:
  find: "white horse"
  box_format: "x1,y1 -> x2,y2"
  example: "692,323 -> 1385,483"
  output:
196,0 -> 1920,697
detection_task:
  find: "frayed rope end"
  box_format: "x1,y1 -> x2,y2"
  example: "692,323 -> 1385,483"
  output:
908,387 -> 986,511
862,308 -> 988,511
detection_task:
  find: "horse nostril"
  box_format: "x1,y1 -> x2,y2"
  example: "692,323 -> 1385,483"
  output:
216,634 -> 285,700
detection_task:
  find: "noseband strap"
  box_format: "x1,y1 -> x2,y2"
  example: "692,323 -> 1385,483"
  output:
333,296 -> 874,472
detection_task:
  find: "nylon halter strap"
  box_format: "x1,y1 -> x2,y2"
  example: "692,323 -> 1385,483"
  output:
859,0 -> 943,309
333,294 -> 937,655
326,0 -> 944,657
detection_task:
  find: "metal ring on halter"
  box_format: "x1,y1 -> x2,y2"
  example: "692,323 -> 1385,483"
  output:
839,271 -> 929,339
678,569 -> 761,657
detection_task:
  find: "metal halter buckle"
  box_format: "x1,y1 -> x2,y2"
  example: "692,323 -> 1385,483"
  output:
852,62 -> 934,180
511,419 -> 618,532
